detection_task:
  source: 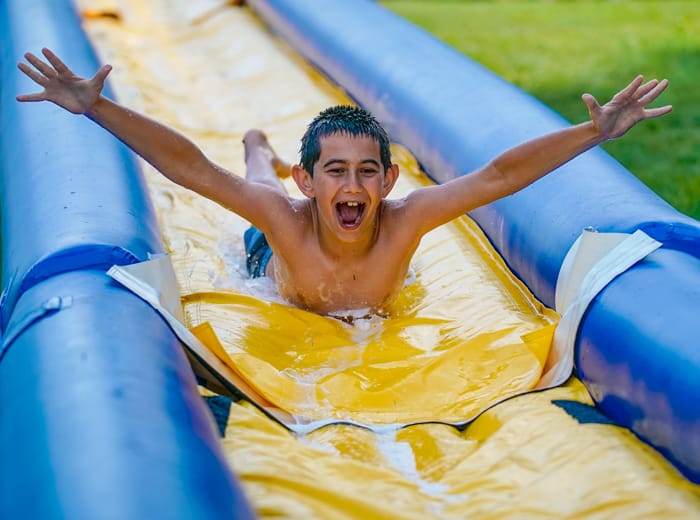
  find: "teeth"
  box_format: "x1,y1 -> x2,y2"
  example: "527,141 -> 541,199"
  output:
345,201 -> 359,207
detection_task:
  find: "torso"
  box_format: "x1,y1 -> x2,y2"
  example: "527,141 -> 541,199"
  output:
266,199 -> 418,315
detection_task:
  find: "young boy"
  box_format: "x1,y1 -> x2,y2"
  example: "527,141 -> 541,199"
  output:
17,48 -> 672,315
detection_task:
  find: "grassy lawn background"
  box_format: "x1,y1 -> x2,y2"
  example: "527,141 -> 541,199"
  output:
382,0 -> 700,219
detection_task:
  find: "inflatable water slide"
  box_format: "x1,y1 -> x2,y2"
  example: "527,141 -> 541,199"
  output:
1,0 -> 699,518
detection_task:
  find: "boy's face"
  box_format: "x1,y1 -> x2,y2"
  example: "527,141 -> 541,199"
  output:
293,132 -> 398,244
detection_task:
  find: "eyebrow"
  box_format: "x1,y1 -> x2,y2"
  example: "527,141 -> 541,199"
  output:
322,158 -> 381,168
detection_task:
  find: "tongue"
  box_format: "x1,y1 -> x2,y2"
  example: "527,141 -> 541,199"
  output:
339,203 -> 360,225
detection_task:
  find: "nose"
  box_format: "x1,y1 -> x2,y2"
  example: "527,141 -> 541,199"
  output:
343,170 -> 362,192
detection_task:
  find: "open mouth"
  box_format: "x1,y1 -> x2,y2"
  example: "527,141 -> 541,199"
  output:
336,201 -> 365,229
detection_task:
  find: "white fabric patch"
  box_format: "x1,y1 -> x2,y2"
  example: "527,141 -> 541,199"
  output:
537,229 -> 662,388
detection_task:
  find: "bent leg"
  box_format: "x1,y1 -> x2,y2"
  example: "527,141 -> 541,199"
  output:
243,129 -> 292,195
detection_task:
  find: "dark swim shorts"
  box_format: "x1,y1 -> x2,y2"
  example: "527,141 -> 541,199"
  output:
244,226 -> 273,278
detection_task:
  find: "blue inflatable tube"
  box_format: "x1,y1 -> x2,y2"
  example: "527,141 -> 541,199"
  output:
246,0 -> 700,481
0,271 -> 251,518
0,1 -> 162,328
0,0 -> 254,517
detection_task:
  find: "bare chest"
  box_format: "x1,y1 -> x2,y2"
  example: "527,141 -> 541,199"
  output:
274,251 -> 409,315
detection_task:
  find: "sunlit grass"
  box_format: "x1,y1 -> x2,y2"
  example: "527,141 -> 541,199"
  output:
383,0 -> 700,219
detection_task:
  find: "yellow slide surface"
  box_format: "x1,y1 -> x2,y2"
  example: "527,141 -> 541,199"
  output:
78,0 -> 699,517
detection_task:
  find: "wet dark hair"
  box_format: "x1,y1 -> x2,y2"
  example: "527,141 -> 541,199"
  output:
299,105 -> 392,175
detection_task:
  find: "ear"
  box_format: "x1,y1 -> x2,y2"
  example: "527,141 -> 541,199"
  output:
381,164 -> 400,197
292,164 -> 315,198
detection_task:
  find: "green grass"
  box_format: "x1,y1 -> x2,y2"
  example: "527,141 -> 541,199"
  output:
382,0 -> 700,219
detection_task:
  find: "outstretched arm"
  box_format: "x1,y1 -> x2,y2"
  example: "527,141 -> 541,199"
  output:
407,75 -> 672,234
483,76 -> 672,200
16,47 -> 283,226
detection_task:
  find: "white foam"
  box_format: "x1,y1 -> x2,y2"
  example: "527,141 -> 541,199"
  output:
214,231 -> 288,304
374,429 -> 452,507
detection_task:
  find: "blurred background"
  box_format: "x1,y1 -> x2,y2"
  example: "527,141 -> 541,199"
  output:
383,0 -> 700,219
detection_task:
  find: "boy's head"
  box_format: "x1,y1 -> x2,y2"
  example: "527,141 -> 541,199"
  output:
300,105 -> 392,175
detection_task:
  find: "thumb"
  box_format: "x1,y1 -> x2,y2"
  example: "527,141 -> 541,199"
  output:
16,92 -> 48,103
92,64 -> 112,86
581,93 -> 600,115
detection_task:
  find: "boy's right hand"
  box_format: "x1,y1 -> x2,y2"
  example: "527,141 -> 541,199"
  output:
16,47 -> 111,115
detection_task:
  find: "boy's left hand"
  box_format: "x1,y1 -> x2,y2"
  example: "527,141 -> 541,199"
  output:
583,75 -> 672,140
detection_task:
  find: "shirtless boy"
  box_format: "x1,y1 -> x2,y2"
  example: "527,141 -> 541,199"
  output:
17,48 -> 672,315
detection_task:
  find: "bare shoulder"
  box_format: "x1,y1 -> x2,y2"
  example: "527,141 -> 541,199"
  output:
382,184 -> 451,236
216,176 -> 302,233
388,169 -> 496,235
378,197 -> 427,243
263,196 -> 314,245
